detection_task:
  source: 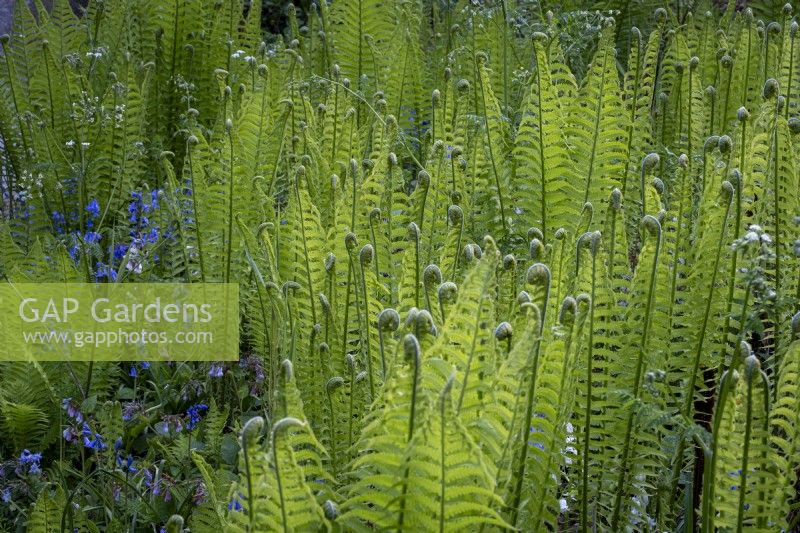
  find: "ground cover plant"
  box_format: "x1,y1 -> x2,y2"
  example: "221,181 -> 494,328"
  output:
0,0 -> 799,531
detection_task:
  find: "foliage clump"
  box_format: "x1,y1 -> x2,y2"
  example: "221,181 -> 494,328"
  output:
0,0 -> 799,531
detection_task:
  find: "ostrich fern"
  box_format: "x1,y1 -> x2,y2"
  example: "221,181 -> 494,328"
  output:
0,1 -> 799,531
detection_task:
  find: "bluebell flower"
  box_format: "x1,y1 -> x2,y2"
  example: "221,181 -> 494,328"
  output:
116,449 -> 136,473
208,363 -> 224,378
129,366 -> 138,378
63,426 -> 79,443
82,422 -> 106,450
113,243 -> 130,260
1,487 -> 10,503
52,211 -> 66,233
228,497 -> 243,511
86,199 -> 100,219
186,404 -> 208,430
18,449 -> 42,475
84,231 -> 101,244
143,468 -> 154,489
140,361 -> 151,370
95,263 -> 117,282
19,449 -> 42,465
62,398 -> 83,423
145,227 -> 159,244
122,401 -> 142,422
158,415 -> 184,434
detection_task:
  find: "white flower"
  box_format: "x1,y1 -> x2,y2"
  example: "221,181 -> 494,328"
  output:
559,499 -> 568,512
126,258 -> 143,274
744,231 -> 759,242
126,245 -> 143,274
66,140 -> 75,148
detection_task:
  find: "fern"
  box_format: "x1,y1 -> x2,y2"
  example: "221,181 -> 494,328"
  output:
0,2 -> 799,531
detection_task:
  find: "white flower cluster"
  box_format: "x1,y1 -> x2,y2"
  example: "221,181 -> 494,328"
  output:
732,224 -> 775,252
70,91 -> 103,125
114,104 -> 126,127
743,224 -> 772,244
17,169 -> 44,200
64,140 -> 91,149
85,47 -> 107,60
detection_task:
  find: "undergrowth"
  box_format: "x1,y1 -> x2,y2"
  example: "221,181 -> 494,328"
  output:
0,0 -> 799,531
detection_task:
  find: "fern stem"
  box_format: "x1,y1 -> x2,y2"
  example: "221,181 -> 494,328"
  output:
293,169 -> 318,324
224,130 -> 236,283
622,31 -> 644,202
185,141 -> 206,282
669,183 -> 733,517
769,104 -> 782,355
368,215 -> 381,289
508,276 -> 549,527
325,377 -> 343,479
397,334 -> 421,531
580,246 -> 597,533
735,369 -> 755,533
476,60 -> 508,233
341,252 -> 354,368
1,37 -> 32,218
450,213 -> 464,280
455,287 -> 490,415
272,419 -> 303,533
534,55 -> 548,241
241,421 -> 258,529
439,375 -> 456,533
583,44 -> 610,209
701,368 -> 733,532
785,30 -> 796,119
347,356 -> 355,453
357,254 -> 375,400
741,22 -> 753,109
500,0 -> 509,115
530,311 -> 579,529
611,217 -> 662,530
720,121 -> 747,365
411,224 -> 421,309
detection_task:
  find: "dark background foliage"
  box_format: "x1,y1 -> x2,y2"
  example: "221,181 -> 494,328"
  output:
0,0 -> 755,40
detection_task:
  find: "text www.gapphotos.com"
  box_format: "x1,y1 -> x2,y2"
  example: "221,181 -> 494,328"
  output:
21,329 -> 214,348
